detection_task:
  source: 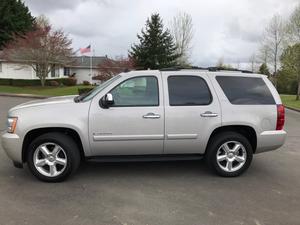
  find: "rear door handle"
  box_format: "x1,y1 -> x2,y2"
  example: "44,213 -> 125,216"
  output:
200,111 -> 218,117
143,113 -> 161,119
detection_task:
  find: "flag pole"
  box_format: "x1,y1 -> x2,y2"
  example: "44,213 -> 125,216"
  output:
90,44 -> 92,84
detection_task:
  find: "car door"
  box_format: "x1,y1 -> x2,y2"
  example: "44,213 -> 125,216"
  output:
162,71 -> 221,154
89,73 -> 164,156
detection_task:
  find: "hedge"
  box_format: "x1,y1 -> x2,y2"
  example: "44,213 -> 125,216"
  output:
78,87 -> 94,95
0,78 -> 77,86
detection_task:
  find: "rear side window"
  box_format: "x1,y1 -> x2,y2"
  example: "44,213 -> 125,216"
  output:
168,76 -> 212,106
216,76 -> 275,105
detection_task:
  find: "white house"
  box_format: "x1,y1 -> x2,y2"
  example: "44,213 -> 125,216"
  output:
67,56 -> 108,84
0,55 -> 109,84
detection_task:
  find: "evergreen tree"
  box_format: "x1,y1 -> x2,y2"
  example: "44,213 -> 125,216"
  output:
0,0 -> 34,49
129,13 -> 179,69
258,63 -> 271,76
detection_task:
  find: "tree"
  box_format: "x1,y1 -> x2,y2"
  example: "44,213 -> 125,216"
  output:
287,4 -> 300,44
129,13 -> 179,69
280,44 -> 300,100
0,0 -> 35,49
3,16 -> 74,86
215,57 -> 233,69
258,63 -> 270,76
249,54 -> 257,72
261,14 -> 285,87
258,45 -> 270,65
96,56 -> 135,81
170,12 -> 194,66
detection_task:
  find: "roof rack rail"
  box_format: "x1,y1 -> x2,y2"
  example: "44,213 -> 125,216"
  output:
207,67 -> 253,73
159,66 -> 253,73
159,66 -> 208,71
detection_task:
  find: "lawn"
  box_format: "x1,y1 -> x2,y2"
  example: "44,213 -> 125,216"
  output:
0,85 -> 93,97
280,95 -> 300,110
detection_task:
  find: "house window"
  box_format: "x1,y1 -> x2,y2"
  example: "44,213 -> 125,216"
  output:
64,67 -> 70,76
0,62 -> 2,72
51,65 -> 56,77
50,65 -> 60,77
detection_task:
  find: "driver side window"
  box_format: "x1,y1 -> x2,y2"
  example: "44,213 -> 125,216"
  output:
110,76 -> 159,107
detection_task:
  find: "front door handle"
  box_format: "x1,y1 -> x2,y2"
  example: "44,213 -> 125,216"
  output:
143,113 -> 161,119
200,111 -> 218,117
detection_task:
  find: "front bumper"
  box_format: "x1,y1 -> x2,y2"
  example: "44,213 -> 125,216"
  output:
256,130 -> 287,153
1,132 -> 23,164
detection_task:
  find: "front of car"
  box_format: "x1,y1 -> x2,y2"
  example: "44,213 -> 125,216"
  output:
1,95 -> 91,167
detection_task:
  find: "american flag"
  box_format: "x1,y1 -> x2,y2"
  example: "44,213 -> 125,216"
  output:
80,45 -> 91,54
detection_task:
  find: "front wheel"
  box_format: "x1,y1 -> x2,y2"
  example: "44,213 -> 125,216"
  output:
205,132 -> 253,177
26,132 -> 81,182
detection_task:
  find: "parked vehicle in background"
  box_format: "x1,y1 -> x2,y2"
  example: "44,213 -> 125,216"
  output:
1,68 -> 287,182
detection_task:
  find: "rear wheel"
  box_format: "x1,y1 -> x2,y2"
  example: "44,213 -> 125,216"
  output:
205,132 -> 253,177
26,132 -> 81,182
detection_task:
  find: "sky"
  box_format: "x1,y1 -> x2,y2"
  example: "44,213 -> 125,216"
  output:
23,0 -> 299,68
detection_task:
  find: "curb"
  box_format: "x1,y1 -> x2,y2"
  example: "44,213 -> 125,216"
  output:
0,93 -> 50,99
285,106 -> 300,113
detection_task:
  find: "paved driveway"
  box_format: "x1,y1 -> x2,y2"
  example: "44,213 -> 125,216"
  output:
0,96 -> 299,225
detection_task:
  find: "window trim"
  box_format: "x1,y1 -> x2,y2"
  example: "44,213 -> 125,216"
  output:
167,75 -> 213,106
107,75 -> 160,107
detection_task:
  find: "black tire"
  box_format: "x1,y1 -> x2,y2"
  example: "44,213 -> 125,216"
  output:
26,132 -> 81,182
205,131 -> 253,177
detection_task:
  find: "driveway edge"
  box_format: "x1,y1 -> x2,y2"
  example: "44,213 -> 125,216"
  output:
285,106 -> 300,113
0,93 -> 49,99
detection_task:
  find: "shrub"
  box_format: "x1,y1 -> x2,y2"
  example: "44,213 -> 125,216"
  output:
48,80 -> 60,86
0,78 -> 77,86
78,87 -> 94,95
0,78 -> 12,85
63,77 -> 77,86
83,80 -> 90,85
11,79 -> 41,86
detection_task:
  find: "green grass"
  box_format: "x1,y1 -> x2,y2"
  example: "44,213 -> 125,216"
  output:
280,95 -> 300,110
0,85 -> 93,96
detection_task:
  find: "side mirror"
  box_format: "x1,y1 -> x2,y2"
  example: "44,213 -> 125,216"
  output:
100,93 -> 114,108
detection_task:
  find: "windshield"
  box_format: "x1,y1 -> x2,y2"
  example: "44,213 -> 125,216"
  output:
76,75 -> 121,102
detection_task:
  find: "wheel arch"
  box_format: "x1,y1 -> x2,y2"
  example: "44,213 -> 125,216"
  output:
22,127 -> 85,163
206,125 -> 257,154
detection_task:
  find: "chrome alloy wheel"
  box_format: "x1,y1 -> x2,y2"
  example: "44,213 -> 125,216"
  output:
216,141 -> 247,172
33,142 -> 67,177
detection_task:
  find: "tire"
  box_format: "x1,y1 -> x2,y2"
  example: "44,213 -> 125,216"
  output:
205,131 -> 253,177
26,132 -> 81,182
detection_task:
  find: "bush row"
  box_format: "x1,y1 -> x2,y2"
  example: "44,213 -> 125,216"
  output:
0,78 -> 77,86
78,87 -> 94,95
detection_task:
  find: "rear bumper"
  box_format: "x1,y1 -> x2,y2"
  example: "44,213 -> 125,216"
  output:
256,130 -> 287,153
1,132 -> 23,164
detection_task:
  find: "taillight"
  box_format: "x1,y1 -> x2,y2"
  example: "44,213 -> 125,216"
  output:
276,104 -> 285,130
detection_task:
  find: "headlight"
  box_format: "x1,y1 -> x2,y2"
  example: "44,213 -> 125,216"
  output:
7,117 -> 18,133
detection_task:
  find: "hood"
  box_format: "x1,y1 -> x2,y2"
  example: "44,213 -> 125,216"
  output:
9,95 -> 78,112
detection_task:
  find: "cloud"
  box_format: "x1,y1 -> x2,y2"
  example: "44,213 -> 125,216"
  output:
23,0 -> 299,67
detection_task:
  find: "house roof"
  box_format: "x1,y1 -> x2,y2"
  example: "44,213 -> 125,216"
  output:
70,56 -> 109,69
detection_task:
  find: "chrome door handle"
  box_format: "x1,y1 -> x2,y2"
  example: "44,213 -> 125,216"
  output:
200,111 -> 218,117
143,113 -> 161,119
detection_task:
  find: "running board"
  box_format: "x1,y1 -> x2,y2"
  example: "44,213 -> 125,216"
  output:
87,154 -> 203,163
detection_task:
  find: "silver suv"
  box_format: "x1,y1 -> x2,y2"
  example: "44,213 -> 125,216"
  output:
1,68 -> 287,182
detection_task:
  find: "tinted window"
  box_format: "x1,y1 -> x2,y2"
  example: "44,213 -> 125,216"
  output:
168,76 -> 212,106
216,76 -> 275,105
111,76 -> 159,106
